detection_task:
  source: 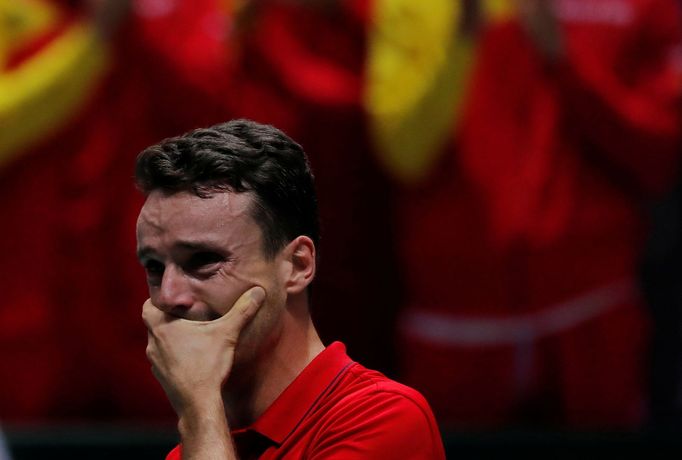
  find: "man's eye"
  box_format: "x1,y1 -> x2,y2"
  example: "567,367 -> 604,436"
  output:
144,261 -> 164,276
185,252 -> 225,274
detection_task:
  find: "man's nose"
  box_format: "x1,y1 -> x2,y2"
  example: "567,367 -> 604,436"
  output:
155,265 -> 194,313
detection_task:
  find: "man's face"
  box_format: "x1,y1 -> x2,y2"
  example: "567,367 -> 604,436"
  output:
136,190 -> 288,360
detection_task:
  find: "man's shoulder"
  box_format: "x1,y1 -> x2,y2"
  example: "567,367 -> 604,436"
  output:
344,362 -> 434,411
304,342 -> 435,419
320,361 -> 440,430
306,362 -> 446,458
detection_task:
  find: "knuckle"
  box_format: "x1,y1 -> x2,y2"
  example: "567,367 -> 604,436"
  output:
223,336 -> 239,349
154,324 -> 167,340
145,344 -> 154,361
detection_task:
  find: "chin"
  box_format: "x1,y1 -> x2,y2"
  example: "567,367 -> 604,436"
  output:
234,333 -> 258,364
229,343 -> 259,385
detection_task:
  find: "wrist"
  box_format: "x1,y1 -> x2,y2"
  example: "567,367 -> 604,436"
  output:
177,394 -> 228,436
177,396 -> 236,459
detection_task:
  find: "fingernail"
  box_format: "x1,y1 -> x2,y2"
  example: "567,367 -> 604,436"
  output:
250,286 -> 266,304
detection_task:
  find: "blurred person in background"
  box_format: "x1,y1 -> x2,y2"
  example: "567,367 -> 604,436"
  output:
217,0 -> 402,375
0,0 -> 125,420
0,0 -> 174,421
0,0 -> 399,424
127,0 -> 401,383
367,0 -> 682,429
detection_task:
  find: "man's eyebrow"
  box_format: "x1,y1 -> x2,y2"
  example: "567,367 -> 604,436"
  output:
136,241 -> 230,261
175,240 -> 227,253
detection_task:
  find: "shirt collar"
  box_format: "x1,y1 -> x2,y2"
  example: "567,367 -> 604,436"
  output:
238,341 -> 352,445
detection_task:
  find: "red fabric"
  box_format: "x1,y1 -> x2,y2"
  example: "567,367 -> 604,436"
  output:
401,299 -> 649,429
127,0 -> 236,134
48,56 -> 174,420
224,0 -> 400,374
3,4 -> 79,71
225,0 -> 369,131
245,2 -> 365,108
0,7 -> 105,418
0,2 -> 86,418
131,0 -> 234,95
166,342 -> 445,460
130,0 -> 399,375
459,0 -> 682,248
397,0 -> 682,427
0,20 -> 173,421
0,0 -> 392,421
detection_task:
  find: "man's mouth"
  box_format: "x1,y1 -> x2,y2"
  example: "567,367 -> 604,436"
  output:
167,308 -> 220,322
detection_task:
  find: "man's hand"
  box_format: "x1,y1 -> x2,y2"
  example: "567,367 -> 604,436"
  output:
514,0 -> 564,60
143,286 -> 266,418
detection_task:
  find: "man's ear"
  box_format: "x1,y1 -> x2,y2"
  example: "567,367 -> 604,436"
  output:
284,236 -> 316,294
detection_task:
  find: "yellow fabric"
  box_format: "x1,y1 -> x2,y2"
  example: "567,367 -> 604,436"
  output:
0,4 -> 109,168
0,0 -> 59,67
364,0 -> 514,184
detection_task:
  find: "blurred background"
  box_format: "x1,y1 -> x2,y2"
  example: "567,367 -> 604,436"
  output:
1,0 -> 681,458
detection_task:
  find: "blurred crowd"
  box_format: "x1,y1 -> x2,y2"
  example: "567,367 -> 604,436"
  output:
1,0 -> 681,434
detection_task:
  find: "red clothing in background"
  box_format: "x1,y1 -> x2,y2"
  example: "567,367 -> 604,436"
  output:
398,0 -> 682,428
0,1 -> 171,420
224,0 -> 401,374
166,342 -> 445,460
1,0 -> 397,422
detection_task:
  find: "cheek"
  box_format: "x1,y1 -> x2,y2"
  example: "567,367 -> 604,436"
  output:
210,259 -> 287,317
237,294 -> 285,359
203,274 -> 253,317
208,287 -> 247,317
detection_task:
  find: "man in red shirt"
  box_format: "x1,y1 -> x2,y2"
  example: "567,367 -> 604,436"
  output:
395,0 -> 682,428
136,119 -> 445,459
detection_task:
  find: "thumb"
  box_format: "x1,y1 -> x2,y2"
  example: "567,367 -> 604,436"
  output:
215,286 -> 266,336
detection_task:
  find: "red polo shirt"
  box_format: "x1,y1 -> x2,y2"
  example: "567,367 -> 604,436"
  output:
166,342 -> 445,459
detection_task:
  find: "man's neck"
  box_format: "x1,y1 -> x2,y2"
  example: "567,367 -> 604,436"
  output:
224,306 -> 324,428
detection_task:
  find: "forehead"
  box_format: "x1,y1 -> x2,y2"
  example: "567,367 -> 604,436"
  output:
136,190 -> 259,246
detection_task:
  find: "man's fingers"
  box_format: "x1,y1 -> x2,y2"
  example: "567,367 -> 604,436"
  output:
146,330 -> 156,360
143,287 -> 265,340
142,298 -> 162,328
216,286 -> 266,335
142,298 -> 180,326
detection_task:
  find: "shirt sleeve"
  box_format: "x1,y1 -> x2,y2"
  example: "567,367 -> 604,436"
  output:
553,0 -> 682,195
307,389 -> 446,460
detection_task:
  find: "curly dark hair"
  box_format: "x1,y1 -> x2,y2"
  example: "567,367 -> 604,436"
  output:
135,119 -> 320,260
